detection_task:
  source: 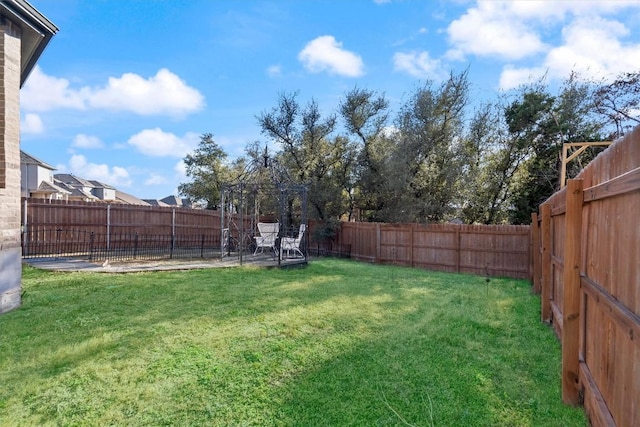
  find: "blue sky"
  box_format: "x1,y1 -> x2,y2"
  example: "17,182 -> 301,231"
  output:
21,0 -> 640,200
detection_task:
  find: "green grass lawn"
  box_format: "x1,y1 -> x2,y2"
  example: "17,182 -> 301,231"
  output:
0,259 -> 586,426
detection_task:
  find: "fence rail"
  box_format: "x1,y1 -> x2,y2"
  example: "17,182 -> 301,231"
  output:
531,125 -> 640,427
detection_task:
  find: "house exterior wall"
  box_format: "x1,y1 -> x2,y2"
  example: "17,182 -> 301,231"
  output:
19,162 -> 28,195
101,188 -> 116,200
20,163 -> 53,197
0,19 -> 23,314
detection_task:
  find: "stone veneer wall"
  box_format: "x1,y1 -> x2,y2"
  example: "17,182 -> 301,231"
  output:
0,18 -> 22,314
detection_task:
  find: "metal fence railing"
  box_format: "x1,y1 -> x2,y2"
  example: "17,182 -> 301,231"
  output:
22,229 -> 223,262
307,241 -> 351,259
21,228 -> 351,263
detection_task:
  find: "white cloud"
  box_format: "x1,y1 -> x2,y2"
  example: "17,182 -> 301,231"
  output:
127,128 -> 200,157
499,16 -> 640,89
65,154 -> 132,187
266,64 -> 282,77
446,2 -> 547,60
447,0 -> 640,63
89,69 -> 204,117
507,0 -> 639,20
174,160 -> 187,177
21,66 -> 88,111
392,27 -> 430,48
393,50 -> 446,80
440,1 -> 640,89
72,133 -> 104,149
545,16 -> 640,79
20,67 -> 204,118
144,174 -> 168,186
498,66 -> 547,90
21,113 -> 44,134
298,35 -> 365,77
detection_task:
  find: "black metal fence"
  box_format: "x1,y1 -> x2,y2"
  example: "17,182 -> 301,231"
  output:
307,241 -> 351,258
22,228 -> 223,262
21,228 -> 351,263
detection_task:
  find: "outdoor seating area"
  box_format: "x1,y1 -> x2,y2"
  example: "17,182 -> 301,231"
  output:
253,222 -> 279,255
220,147 -> 309,267
252,222 -> 306,260
281,224 -> 306,259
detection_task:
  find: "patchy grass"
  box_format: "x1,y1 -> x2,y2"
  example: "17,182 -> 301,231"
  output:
0,259 -> 586,426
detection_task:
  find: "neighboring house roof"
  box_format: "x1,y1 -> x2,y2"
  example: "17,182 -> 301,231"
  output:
20,151 -> 155,205
54,178 -> 98,200
55,173 -> 95,189
116,191 -> 151,206
89,180 -> 116,190
0,0 -> 59,87
160,195 -> 184,206
159,195 -> 199,208
20,150 -> 55,170
37,180 -> 71,194
143,199 -> 171,207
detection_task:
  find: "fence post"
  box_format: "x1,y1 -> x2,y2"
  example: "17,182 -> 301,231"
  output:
134,232 -> 138,259
541,203 -> 552,323
375,223 -> 381,263
89,232 -> 95,261
201,234 -> 205,258
455,226 -> 461,273
172,208 -> 176,239
561,179 -> 583,405
106,204 -> 111,251
56,228 -> 61,256
531,212 -> 541,293
22,198 -> 28,255
409,223 -> 414,268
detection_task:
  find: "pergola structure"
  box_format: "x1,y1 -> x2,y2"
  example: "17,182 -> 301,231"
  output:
219,148 -> 308,266
559,141 -> 612,188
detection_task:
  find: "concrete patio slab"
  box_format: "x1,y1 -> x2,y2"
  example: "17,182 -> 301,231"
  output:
23,254 -> 308,273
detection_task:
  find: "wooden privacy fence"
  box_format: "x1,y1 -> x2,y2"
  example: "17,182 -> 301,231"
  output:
531,126 -> 640,427
20,200 -> 344,261
22,198 -> 224,237
335,222 -> 531,279
20,199 -> 236,261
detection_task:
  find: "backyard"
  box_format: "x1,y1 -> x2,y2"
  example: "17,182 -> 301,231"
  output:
0,259 -> 586,426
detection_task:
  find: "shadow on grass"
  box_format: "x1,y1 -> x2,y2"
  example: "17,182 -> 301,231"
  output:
272,304 -> 574,426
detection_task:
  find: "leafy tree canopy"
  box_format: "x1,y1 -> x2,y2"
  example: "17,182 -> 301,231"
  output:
179,69 -> 637,226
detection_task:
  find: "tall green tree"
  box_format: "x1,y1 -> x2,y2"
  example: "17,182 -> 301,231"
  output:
459,102 -> 528,224
391,70 -> 470,222
257,92 -> 353,222
339,87 -> 390,221
178,133 -> 229,209
593,70 -> 640,138
507,75 -> 604,223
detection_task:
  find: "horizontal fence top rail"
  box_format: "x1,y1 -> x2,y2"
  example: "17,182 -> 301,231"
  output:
583,166 -> 640,203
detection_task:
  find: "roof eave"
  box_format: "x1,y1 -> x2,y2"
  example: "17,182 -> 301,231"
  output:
0,0 -> 58,87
